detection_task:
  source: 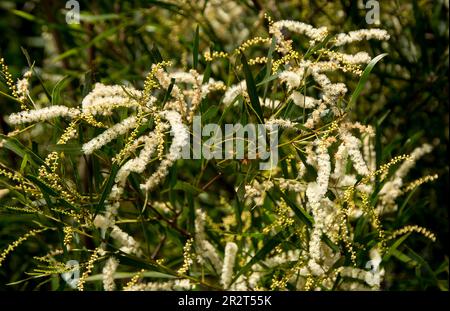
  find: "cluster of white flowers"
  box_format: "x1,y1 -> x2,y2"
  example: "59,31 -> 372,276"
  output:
290,91 -> 320,108
340,247 -> 384,290
378,143 -> 433,213
81,83 -> 143,116
203,0 -> 249,47
334,29 -> 390,46
153,67 -> 225,122
270,20 -> 328,49
115,131 -> 164,185
94,214 -> 140,256
278,178 -> 306,193
222,81 -> 247,106
265,118 -> 297,129
220,242 -> 238,289
340,130 -> 370,176
244,179 -> 274,206
140,111 -> 188,191
3,15 -> 436,292
102,257 -> 119,291
340,51 -> 372,64
303,141 -> 338,276
16,70 -> 32,102
310,65 -> 348,105
332,143 -> 348,179
306,141 -> 331,204
260,97 -> 281,110
264,250 -> 302,269
125,279 -> 193,291
170,71 -> 225,98
110,225 -> 140,255
279,69 -> 304,91
7,105 -> 80,125
82,116 -> 141,155
194,209 -> 223,273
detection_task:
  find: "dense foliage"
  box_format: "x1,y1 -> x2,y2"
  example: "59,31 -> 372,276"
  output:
0,0 -> 448,291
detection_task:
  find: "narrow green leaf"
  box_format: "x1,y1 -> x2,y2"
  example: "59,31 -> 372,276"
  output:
0,90 -> 21,102
173,181 -> 203,195
201,62 -> 211,84
19,154 -> 28,174
47,143 -> 82,155
262,36 -> 277,99
94,164 -> 119,217
0,134 -> 45,168
10,9 -> 36,21
193,25 -> 200,70
150,45 -> 164,63
391,249 -> 414,264
51,76 -> 71,106
79,13 -> 121,22
256,73 -> 279,87
398,188 -> 418,216
383,233 -> 411,261
322,234 -> 340,253
234,194 -> 244,234
161,78 -> 175,107
406,246 -> 438,284
241,53 -> 263,123
348,53 -> 388,110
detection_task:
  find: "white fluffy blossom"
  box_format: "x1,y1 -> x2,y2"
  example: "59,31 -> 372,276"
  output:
378,143 -> 433,213
290,91 -> 321,108
244,179 -> 274,206
92,215 -> 140,255
204,0 -> 248,46
306,142 -> 331,204
264,250 -> 301,268
102,257 -> 119,291
82,83 -> 143,116
111,225 -> 140,255
7,105 -> 80,125
126,279 -> 193,291
195,209 -> 223,273
16,70 -> 32,102
115,125 -> 169,186
334,29 -> 390,46
305,142 -> 333,276
222,81 -> 247,106
221,242 -> 238,289
265,118 -> 297,129
341,131 -> 370,176
270,20 -> 328,47
140,111 -> 189,191
278,178 -> 306,193
341,52 -> 372,64
395,143 -> 433,178
279,70 -> 302,91
82,116 -> 141,155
